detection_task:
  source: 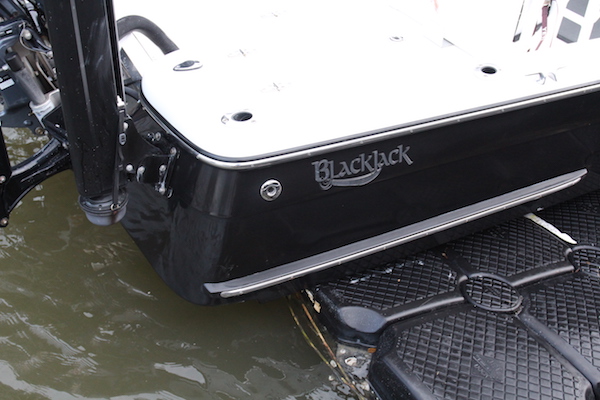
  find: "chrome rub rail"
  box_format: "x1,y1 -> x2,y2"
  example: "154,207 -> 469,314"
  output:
204,169 -> 587,298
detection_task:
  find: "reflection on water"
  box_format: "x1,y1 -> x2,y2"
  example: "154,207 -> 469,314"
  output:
0,128 -> 349,399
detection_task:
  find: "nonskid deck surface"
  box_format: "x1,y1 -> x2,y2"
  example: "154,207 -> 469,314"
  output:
312,190 -> 600,399
115,0 -> 600,160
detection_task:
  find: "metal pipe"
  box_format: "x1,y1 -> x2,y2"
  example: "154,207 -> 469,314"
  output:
5,52 -> 46,105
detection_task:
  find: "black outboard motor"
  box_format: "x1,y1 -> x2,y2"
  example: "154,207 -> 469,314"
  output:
0,0 -> 128,226
0,0 -> 70,226
0,0 -> 178,227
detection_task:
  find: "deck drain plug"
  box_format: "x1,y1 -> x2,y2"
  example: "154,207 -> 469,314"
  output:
567,245 -> 600,278
260,179 -> 282,201
173,60 -> 202,71
462,275 -> 522,312
477,64 -> 499,77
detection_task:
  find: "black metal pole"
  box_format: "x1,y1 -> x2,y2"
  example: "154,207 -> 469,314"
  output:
44,0 -> 121,198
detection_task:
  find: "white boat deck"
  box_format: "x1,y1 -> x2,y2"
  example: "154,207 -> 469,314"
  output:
115,0 -> 600,161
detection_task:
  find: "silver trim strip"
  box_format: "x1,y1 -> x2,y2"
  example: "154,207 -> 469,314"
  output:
205,169 -> 587,298
179,83 -> 600,170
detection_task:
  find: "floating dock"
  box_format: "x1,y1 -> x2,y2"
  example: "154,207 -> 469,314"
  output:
310,190 -> 600,399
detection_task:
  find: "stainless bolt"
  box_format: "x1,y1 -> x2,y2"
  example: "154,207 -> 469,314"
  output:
125,164 -> 135,173
0,217 -> 8,227
136,166 -> 146,182
0,175 -> 6,184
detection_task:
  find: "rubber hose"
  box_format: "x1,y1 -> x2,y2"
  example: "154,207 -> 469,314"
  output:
117,15 -> 179,54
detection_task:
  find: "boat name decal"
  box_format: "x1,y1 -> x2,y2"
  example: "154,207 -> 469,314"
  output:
312,145 -> 413,190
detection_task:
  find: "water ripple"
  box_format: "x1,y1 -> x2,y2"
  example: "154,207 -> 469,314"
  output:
0,129 -> 348,398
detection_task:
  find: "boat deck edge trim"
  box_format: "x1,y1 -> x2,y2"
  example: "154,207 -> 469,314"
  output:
204,169 -> 587,298
144,83 -> 600,170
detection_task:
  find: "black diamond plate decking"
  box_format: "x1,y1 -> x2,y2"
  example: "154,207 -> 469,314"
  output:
324,250 -> 458,311
448,217 -> 567,277
537,190 -> 600,247
372,307 -> 594,400
311,189 -> 600,399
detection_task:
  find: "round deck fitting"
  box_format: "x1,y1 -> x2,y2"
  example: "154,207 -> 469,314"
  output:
173,60 -> 202,71
462,275 -> 522,312
260,179 -> 282,201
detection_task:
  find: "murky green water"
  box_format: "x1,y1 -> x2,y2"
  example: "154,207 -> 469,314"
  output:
0,129 -> 349,399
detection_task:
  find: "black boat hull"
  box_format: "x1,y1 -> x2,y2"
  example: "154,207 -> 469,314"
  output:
119,86 -> 600,305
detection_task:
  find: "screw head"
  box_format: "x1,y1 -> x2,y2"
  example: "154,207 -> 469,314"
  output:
0,217 -> 8,227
